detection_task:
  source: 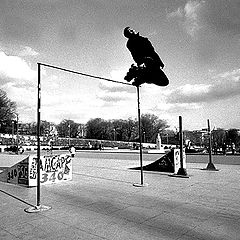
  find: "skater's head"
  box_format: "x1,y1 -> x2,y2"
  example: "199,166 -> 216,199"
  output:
123,27 -> 137,38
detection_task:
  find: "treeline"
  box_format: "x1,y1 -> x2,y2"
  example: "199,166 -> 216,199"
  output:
0,88 -> 170,143
1,88 -> 239,147
85,115 -> 169,143
4,114 -> 170,144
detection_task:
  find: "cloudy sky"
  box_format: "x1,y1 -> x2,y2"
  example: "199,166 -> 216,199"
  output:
0,0 -> 239,130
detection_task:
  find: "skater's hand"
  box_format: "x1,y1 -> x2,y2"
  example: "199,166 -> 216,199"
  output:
139,63 -> 146,68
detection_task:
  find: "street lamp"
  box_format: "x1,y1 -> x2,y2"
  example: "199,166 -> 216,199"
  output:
12,120 -> 14,145
12,114 -> 19,154
68,123 -> 71,146
113,128 -> 116,141
16,115 -> 19,154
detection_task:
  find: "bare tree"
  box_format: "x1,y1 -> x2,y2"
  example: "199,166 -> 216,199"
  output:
0,89 -> 17,133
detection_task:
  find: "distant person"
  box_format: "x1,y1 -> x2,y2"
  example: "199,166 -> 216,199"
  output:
69,145 -> 76,157
123,27 -> 169,87
48,139 -> 53,155
231,143 -> 235,155
222,142 -> 226,155
213,142 -> 218,155
19,146 -> 24,154
99,142 -> 102,151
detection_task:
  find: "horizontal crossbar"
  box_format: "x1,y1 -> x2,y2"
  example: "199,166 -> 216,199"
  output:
38,62 -> 133,86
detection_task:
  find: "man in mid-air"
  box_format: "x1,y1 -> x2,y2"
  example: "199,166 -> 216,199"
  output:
123,27 -> 169,87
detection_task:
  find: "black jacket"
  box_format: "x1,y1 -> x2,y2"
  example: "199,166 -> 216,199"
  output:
126,34 -> 164,68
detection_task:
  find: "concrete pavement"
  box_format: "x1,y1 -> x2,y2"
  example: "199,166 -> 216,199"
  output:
1,153 -> 240,239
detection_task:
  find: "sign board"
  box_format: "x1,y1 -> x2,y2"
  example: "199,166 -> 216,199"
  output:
173,149 -> 186,174
7,157 -> 29,185
28,154 -> 72,187
2,154 -> 72,187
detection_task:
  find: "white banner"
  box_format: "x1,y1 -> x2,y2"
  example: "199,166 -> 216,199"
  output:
173,149 -> 186,174
28,154 -> 72,186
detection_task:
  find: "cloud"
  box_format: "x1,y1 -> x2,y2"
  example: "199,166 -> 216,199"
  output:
97,69 -> 135,103
1,82 -> 36,110
166,0 -> 240,64
167,0 -> 204,37
216,69 -> 240,80
0,44 -> 39,57
97,83 -> 135,104
0,51 -> 36,84
18,46 -> 39,57
98,95 -> 126,103
167,0 -> 240,37
166,69 -> 240,104
99,82 -> 135,93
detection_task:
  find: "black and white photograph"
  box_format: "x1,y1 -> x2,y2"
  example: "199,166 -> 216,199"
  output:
0,0 -> 240,239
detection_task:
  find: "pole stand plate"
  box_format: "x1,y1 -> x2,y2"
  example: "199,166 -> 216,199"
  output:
169,168 -> 190,178
201,163 -> 219,171
169,174 -> 190,178
24,205 -> 52,213
133,183 -> 148,187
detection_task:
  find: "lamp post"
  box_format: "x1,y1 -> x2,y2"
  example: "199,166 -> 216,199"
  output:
12,120 -> 14,145
113,128 -> 116,141
143,131 -> 146,143
16,114 -> 19,155
68,123 -> 71,146
12,114 -> 19,154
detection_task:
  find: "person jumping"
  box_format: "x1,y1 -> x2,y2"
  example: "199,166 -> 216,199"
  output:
123,27 -> 169,87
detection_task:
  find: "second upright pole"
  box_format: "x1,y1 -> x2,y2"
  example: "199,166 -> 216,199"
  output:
175,116 -> 188,177
24,63 -> 51,213
133,86 -> 147,187
202,119 -> 218,171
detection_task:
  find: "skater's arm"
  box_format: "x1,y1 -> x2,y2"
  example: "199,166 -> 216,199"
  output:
144,38 -> 165,68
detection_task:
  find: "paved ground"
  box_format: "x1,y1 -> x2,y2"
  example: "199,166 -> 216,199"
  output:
0,151 -> 240,239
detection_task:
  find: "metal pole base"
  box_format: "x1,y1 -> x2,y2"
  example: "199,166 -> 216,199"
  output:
24,205 -> 52,213
201,163 -> 219,171
133,183 -> 148,187
169,168 -> 189,178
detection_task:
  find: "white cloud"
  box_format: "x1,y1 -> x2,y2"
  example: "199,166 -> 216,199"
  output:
183,1 -> 203,37
97,69 -> 135,104
0,51 -> 36,82
167,0 -> 204,37
1,82 -> 36,113
166,69 -> 240,104
167,0 -> 240,38
166,7 -> 183,19
18,46 -> 39,56
0,44 -> 39,57
216,69 -> 240,80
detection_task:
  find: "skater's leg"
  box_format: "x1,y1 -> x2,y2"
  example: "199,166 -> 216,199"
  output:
148,67 -> 169,86
142,57 -> 169,86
